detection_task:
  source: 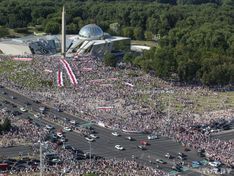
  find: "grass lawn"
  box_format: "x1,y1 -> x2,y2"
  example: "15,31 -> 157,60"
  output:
83,174 -> 98,176
131,40 -> 157,47
158,90 -> 234,114
0,60 -> 51,90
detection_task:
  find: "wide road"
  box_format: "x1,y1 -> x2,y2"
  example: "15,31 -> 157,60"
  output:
0,145 -> 33,158
0,86 -> 223,176
212,130 -> 234,141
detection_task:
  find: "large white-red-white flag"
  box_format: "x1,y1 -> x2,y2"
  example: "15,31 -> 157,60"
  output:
60,58 -> 78,86
13,57 -> 32,61
57,71 -> 64,87
96,106 -> 113,111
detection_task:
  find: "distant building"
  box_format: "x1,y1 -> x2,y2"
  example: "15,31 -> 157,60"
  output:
0,24 -> 130,57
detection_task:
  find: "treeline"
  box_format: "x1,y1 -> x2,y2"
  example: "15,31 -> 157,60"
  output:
0,0 -> 233,86
0,118 -> 11,134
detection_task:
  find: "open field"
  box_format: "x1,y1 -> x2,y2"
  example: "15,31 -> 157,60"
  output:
0,60 -> 51,90
157,90 -> 234,114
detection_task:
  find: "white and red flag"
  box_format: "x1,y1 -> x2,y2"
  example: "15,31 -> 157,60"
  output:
60,58 -> 78,86
57,70 -> 64,87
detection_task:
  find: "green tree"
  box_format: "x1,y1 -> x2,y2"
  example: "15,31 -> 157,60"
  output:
103,52 -> 117,67
122,27 -> 134,38
110,22 -> 120,34
123,52 -> 134,64
0,26 -> 9,37
152,47 -> 176,78
67,23 -> 78,34
2,118 -> 11,132
133,27 -> 144,40
144,31 -> 153,41
45,21 -> 60,34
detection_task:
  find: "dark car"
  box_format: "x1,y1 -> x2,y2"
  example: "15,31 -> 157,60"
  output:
56,108 -> 62,112
11,96 -> 16,99
25,101 -> 31,106
3,100 -> 9,104
177,155 -> 186,161
172,165 -> 183,172
223,125 -> 230,130
11,111 -> 22,116
27,117 -> 33,123
178,152 -> 186,157
33,100 -> 40,104
11,104 -> 17,108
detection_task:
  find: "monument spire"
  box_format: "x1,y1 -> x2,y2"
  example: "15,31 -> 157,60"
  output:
61,5 -> 66,58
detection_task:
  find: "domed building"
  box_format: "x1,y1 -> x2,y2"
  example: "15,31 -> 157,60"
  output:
0,6 -> 130,56
65,24 -> 130,57
0,23 -> 130,56
78,24 -> 104,40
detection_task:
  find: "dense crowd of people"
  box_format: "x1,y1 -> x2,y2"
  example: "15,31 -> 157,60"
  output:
0,114 -> 46,148
0,54 -> 233,171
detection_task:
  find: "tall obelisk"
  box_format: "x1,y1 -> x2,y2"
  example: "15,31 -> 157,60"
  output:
61,5 -> 66,58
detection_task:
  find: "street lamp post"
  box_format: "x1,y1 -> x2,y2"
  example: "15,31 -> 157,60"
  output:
89,141 -> 92,164
40,141 -> 43,176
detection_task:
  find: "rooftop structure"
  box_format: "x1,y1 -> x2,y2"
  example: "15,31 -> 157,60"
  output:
78,24 -> 104,40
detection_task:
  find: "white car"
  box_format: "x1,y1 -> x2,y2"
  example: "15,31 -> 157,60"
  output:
39,107 -> 45,111
70,120 -> 76,124
115,145 -> 124,150
63,127 -> 72,132
126,136 -> 133,141
1,108 -> 7,113
85,137 -> 94,142
46,125 -> 53,130
57,132 -> 63,138
34,113 -> 41,118
165,153 -> 171,159
147,135 -> 158,140
209,161 -> 221,167
20,107 -> 27,112
112,132 -> 120,136
90,134 -> 98,139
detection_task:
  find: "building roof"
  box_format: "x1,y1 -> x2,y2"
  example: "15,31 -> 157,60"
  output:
78,24 -> 104,40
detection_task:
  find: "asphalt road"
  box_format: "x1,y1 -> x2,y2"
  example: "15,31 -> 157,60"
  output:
0,145 -> 33,158
212,130 -> 234,141
0,86 -> 232,176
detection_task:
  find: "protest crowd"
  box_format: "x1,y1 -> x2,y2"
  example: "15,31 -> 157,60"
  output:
0,54 -> 233,174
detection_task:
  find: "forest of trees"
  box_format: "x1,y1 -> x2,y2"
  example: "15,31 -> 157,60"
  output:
0,0 -> 233,86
